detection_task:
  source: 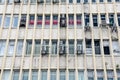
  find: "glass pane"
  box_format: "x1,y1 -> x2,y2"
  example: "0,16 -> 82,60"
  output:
22,71 -> 29,80
13,70 -> 19,80
34,40 -> 41,55
0,40 -> 6,55
8,40 -> 15,55
69,70 -> 75,80
41,70 -> 47,80
32,70 -> 38,80
4,16 -> 10,28
60,70 -> 66,80
26,40 -> 32,55
78,71 -> 84,80
16,40 -> 23,55
2,70 -> 10,80
50,70 -> 56,80
12,16 -> 18,28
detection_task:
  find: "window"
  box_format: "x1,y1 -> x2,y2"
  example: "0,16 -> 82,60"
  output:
0,15 -> 2,26
50,70 -> 56,80
117,14 -> 120,26
97,70 -> 104,80
26,40 -> 32,55
86,39 -> 92,54
60,70 -> 66,80
78,70 -> 84,80
112,40 -> 120,54
34,40 -> 41,55
61,0 -> 66,3
8,40 -> 15,55
8,0 -> 13,4
68,14 -> 74,28
31,0 -> 36,3
84,0 -> 88,3
13,70 -> 19,80
53,15 -> 58,28
99,0 -> 103,2
41,40 -> 49,54
51,40 -> 57,54
92,0 -> 96,3
32,70 -> 38,80
109,14 -> 114,26
107,0 -> 112,2
4,15 -> 10,28
94,40 -> 101,54
84,14 -> 89,26
69,70 -> 75,80
23,0 -> 28,4
77,0 -> 80,3
41,70 -> 47,80
46,0 -> 51,3
76,14 -> 82,28
59,40 -> 66,54
116,0 -> 120,2
103,40 -> 110,55
2,70 -> 10,80
69,0 -> 73,3
20,15 -> 26,27
22,70 -> 29,80
101,14 -> 106,21
16,40 -> 23,55
60,14 -> 66,27
12,15 -> 19,28
69,40 -> 74,54
37,15 -> 42,28
29,15 -> 35,27
117,70 -> 120,80
88,70 -> 94,80
77,40 -> 83,54
45,15 -> 50,28
107,70 -> 114,80
92,14 -> 98,27
0,40 -> 6,56
0,0 -> 4,3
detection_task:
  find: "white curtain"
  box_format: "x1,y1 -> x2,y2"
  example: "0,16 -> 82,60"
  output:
8,40 -> 15,55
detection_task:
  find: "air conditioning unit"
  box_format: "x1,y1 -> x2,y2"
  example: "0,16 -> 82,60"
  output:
100,20 -> 108,27
20,19 -> 26,27
111,23 -> 117,32
41,46 -> 48,55
37,0 -> 44,3
14,0 -> 20,3
85,23 -> 91,31
77,45 -> 83,55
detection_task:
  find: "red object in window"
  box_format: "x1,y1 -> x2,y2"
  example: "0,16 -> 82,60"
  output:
45,20 -> 50,25
69,20 -> 74,25
77,20 -> 81,25
29,20 -> 34,25
37,20 -> 42,25
53,20 -> 58,25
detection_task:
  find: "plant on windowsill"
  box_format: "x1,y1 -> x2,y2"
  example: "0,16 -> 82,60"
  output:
116,64 -> 120,70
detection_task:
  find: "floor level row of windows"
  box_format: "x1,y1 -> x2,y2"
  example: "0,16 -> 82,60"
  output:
0,39 -> 120,56
1,69 -> 120,80
0,13 -> 120,28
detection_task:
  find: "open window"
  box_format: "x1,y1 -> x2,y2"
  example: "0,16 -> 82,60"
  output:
69,40 -> 74,54
103,40 -> 110,55
59,40 -> 66,55
77,40 -> 83,55
60,14 -> 66,28
41,40 -> 49,55
86,39 -> 92,54
20,15 -> 26,28
94,39 -> 101,54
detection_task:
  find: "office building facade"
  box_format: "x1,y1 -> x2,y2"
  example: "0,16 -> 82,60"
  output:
0,0 -> 120,80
